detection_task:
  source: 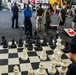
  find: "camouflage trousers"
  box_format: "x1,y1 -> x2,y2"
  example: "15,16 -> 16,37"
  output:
36,16 -> 42,31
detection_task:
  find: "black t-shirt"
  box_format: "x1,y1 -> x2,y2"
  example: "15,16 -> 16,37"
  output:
60,8 -> 67,20
37,7 -> 44,16
12,5 -> 19,17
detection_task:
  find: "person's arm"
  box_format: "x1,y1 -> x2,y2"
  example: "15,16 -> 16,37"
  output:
73,10 -> 76,16
69,52 -> 76,63
59,12 -> 63,21
29,9 -> 32,18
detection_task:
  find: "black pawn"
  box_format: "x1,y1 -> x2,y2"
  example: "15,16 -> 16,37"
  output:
41,37 -> 48,46
11,38 -> 16,48
62,41 -> 70,53
49,35 -> 53,45
3,39 -> 8,48
1,36 -> 5,45
49,35 -> 56,49
18,38 -> 23,47
27,40 -> 33,50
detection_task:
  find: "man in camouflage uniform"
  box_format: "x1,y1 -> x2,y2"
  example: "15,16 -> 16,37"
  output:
44,4 -> 52,36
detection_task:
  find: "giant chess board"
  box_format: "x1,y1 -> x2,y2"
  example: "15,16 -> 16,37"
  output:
0,39 -> 72,75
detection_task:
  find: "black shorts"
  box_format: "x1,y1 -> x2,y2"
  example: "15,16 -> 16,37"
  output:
59,19 -> 65,26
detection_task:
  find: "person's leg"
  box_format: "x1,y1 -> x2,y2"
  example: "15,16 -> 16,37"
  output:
24,18 -> 27,34
72,22 -> 75,30
38,16 -> 42,31
29,19 -> 32,36
11,17 -> 14,28
36,16 -> 39,31
16,17 -> 19,28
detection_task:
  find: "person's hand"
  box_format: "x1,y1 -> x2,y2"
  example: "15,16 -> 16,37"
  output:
61,19 -> 63,22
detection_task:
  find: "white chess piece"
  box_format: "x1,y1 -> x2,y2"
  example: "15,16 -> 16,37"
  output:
60,61 -> 68,75
40,47 -> 47,61
37,62 -> 45,75
21,49 -> 28,61
57,36 -> 64,49
56,52 -> 62,66
48,61 -> 56,74
13,65 -> 19,75
52,50 -> 58,60
57,36 -> 62,45
28,68 -> 34,75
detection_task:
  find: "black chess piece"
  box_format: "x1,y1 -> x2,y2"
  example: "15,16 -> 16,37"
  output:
35,36 -> 41,46
32,30 -> 38,43
18,38 -> 23,47
62,41 -> 70,53
54,33 -> 59,44
49,35 -> 56,49
49,35 -> 53,45
34,41 -> 43,51
34,37 -> 42,50
26,35 -> 31,43
27,40 -> 33,50
25,31 -> 30,39
1,35 -> 5,45
41,37 -> 48,46
3,39 -> 8,48
25,35 -> 31,47
11,38 -> 16,48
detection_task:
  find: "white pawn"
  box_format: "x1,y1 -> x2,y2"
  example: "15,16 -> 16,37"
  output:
60,61 -> 68,75
40,47 -> 47,61
21,49 -> 28,61
48,61 -> 56,74
37,62 -> 45,75
28,68 -> 34,75
13,65 -> 19,75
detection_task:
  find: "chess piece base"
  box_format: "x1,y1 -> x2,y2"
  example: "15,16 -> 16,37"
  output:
40,56 -> 47,61
37,69 -> 45,75
48,68 -> 56,74
21,56 -> 28,61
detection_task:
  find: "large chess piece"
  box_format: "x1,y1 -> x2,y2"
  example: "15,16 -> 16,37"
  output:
28,68 -> 34,75
37,62 -> 45,75
32,30 -> 38,43
49,35 -> 56,49
54,32 -> 59,44
27,40 -> 33,50
34,36 -> 42,50
3,39 -> 8,48
49,35 -> 53,45
1,36 -> 5,45
35,36 -> 41,46
13,65 -> 19,75
41,37 -> 48,46
56,52 -> 62,66
60,61 -> 68,75
25,30 -> 30,39
21,49 -> 28,61
18,38 -> 23,47
11,38 -> 16,48
40,47 -> 47,61
25,35 -> 31,47
62,41 -> 70,53
48,61 -> 56,74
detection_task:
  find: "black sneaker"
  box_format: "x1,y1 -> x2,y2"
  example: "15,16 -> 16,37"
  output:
16,26 -> 19,28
